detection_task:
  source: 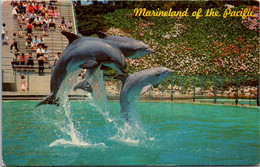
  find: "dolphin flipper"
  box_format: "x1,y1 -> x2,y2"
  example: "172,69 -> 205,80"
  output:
114,74 -> 128,83
100,65 -> 111,70
61,31 -> 81,45
73,68 -> 97,91
73,80 -> 93,92
36,93 -> 59,107
140,84 -> 152,94
92,30 -> 108,39
79,59 -> 99,69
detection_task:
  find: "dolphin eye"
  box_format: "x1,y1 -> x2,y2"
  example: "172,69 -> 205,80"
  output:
156,73 -> 160,77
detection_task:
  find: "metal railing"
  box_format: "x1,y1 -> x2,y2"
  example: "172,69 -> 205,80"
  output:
72,1 -> 79,35
2,69 -> 259,106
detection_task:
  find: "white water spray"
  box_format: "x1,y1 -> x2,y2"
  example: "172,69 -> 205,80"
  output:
87,69 -> 114,123
49,70 -> 105,148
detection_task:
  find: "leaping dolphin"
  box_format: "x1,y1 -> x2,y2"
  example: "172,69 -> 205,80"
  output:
73,31 -> 154,91
36,31 -> 126,107
92,31 -> 154,58
116,67 -> 174,122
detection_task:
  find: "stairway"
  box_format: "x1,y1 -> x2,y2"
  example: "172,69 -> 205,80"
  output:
2,1 -> 77,93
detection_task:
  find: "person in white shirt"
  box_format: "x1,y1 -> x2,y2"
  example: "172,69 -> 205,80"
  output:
32,35 -> 39,50
68,20 -> 73,30
38,35 -> 45,48
49,16 -> 56,29
34,16 -> 42,28
36,45 -> 45,59
42,17 -> 49,36
12,5 -> 18,17
2,23 -> 8,45
43,46 -> 50,60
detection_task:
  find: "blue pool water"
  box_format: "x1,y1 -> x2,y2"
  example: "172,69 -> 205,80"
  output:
2,100 -> 259,166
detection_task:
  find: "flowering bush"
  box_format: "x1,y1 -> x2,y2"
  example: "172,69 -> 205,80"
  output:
241,6 -> 259,32
103,7 -> 259,77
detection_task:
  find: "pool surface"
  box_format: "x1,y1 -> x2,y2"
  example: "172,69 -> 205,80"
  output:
2,100 -> 260,166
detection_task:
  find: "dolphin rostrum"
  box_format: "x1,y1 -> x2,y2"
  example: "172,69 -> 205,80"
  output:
36,31 -> 126,107
116,67 -> 174,122
73,31 -> 154,91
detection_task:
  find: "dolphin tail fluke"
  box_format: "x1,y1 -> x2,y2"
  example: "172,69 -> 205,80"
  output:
36,93 -> 59,107
61,31 -> 81,45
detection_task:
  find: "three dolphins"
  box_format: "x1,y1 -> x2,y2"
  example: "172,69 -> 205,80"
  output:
37,31 -> 173,123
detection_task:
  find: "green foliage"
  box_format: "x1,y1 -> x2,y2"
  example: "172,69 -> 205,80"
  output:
76,2 -> 259,85
75,3 -> 122,33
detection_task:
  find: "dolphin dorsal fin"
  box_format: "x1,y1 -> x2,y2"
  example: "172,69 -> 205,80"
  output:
114,74 -> 128,83
61,31 -> 81,45
93,30 -> 108,38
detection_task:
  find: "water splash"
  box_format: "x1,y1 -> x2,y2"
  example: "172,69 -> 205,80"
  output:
87,69 -> 114,123
47,70 -> 105,148
36,69 -> 153,147
86,69 -> 155,145
109,103 -> 148,145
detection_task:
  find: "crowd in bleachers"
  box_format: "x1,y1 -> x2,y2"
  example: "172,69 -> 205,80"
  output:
6,0 -> 73,75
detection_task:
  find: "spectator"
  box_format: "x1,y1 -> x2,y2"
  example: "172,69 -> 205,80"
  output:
54,52 -> 61,61
24,12 -> 30,23
27,3 -> 34,13
20,75 -> 27,92
17,2 -> 24,14
18,25 -> 23,38
79,69 -> 86,79
36,45 -> 44,58
2,23 -> 8,45
49,60 -> 56,69
54,6 -> 59,19
43,46 -> 50,60
26,34 -> 33,49
27,22 -> 33,35
50,52 -> 61,69
12,5 -> 18,17
21,2 -> 27,13
42,19 -> 48,36
33,16 -> 42,28
29,11 -> 37,23
27,52 -> 34,68
60,17 -> 66,30
11,1 -> 18,7
11,53 -> 19,71
21,12 -> 26,22
49,16 -> 55,29
68,20 -> 73,30
41,4 -> 48,17
19,53 -> 26,68
34,3 -> 41,14
38,35 -> 45,48
48,1 -> 54,7
37,56 -> 45,75
38,13 -> 43,22
10,33 -> 19,53
32,35 -> 39,50
17,13 -> 23,23
48,6 -> 53,18
31,1 -> 37,6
